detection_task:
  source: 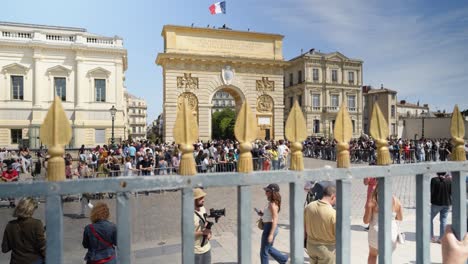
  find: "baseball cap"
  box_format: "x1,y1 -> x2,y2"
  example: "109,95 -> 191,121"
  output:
193,188 -> 207,200
263,183 -> 280,192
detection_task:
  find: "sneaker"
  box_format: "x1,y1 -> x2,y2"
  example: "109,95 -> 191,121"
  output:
364,225 -> 370,231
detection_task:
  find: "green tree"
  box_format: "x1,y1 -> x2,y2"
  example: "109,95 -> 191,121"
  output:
212,108 -> 236,139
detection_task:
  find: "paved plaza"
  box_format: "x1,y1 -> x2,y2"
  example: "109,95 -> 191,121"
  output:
0,158 -> 448,263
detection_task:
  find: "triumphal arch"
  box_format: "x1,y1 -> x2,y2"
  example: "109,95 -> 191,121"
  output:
156,25 -> 287,142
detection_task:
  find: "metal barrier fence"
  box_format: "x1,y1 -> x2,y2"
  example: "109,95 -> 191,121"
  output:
0,161 -> 466,264
303,146 -> 463,164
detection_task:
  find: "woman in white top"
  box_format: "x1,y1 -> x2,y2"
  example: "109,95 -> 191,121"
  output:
257,184 -> 288,264
123,157 -> 137,176
363,187 -> 403,264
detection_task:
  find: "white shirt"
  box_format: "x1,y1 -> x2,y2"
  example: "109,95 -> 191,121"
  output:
124,162 -> 133,176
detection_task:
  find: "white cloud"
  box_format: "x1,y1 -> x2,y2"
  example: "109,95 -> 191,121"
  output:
265,0 -> 468,111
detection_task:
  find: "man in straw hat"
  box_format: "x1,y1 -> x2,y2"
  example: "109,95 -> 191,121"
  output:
194,188 -> 211,264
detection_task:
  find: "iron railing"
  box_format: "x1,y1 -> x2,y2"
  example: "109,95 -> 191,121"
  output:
0,161 -> 466,264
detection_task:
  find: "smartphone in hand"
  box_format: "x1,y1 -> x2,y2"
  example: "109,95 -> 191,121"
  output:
254,208 -> 263,216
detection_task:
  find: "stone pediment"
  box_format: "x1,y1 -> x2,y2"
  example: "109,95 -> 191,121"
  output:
46,65 -> 72,76
2,63 -> 29,74
326,52 -> 349,61
86,67 -> 111,78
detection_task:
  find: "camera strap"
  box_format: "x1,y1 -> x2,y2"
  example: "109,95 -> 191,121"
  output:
194,211 -> 206,224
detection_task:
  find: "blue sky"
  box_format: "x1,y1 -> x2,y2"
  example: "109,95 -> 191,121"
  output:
2,0 -> 467,120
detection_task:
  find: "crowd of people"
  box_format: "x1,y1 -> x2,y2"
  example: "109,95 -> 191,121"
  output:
303,136 -> 467,164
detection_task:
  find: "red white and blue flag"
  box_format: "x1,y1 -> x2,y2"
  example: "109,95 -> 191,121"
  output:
209,1 -> 226,15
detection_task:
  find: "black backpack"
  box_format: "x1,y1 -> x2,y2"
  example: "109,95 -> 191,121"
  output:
92,153 -> 98,162
305,182 -> 325,206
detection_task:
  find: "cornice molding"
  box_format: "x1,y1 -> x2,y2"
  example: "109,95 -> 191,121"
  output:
156,53 -> 290,68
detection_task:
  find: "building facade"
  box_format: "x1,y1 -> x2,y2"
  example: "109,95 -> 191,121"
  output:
362,85 -> 398,137
396,100 -> 431,139
284,50 -> 363,138
125,92 -> 147,141
156,25 -> 287,142
0,22 -> 127,148
397,100 -> 430,118
211,90 -> 235,113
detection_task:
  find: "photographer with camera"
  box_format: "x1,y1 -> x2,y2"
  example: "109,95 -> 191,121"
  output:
193,188 -> 212,264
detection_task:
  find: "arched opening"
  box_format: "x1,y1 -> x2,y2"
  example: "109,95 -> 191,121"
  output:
210,86 -> 244,140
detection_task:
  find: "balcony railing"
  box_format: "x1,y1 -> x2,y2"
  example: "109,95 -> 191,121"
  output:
2,31 -> 32,39
0,30 -> 123,48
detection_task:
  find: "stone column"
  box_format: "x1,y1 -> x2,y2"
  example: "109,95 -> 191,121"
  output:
75,56 -> 83,108
33,56 -> 42,108
115,61 -> 124,110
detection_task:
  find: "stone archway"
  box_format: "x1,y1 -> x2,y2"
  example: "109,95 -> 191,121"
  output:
209,85 -> 245,139
156,25 -> 286,143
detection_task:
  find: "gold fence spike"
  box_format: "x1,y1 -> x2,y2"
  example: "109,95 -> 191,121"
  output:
285,101 -> 307,171
450,105 -> 466,161
369,103 -> 391,165
40,96 -> 72,181
173,98 -> 198,175
334,101 -> 352,168
234,101 -> 258,173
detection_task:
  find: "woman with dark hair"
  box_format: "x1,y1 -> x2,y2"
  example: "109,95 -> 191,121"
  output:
2,197 -> 45,264
257,184 -> 288,264
82,202 -> 117,264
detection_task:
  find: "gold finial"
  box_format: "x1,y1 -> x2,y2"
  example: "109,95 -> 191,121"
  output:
285,101 -> 307,171
40,96 -> 72,181
369,103 -> 391,165
334,101 -> 352,168
450,105 -> 466,161
234,101 -> 258,173
173,98 -> 198,175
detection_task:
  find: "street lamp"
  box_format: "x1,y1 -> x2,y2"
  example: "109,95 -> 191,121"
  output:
109,105 -> 117,146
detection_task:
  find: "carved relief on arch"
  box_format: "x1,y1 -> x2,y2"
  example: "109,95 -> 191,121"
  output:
256,94 -> 274,113
177,92 -> 198,111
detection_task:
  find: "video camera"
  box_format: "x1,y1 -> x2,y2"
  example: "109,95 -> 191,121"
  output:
207,208 -> 225,223
201,208 -> 226,247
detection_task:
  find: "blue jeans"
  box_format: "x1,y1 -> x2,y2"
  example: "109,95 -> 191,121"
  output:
260,223 -> 288,264
431,204 -> 450,238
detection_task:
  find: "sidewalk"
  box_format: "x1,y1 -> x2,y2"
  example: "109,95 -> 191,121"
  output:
133,212 -> 445,263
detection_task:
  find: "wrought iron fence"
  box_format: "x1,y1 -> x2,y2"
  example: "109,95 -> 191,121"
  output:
2,97 -> 467,264
0,162 -> 466,264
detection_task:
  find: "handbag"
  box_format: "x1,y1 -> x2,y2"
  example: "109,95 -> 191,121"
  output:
396,222 -> 405,244
256,219 -> 264,230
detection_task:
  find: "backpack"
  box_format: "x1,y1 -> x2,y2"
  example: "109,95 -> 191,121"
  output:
92,153 -> 98,162
305,182 -> 325,206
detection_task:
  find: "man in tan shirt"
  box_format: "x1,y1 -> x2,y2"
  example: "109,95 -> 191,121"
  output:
304,185 -> 337,264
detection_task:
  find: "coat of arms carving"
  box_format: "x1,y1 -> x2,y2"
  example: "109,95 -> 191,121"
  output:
221,66 -> 234,85
256,77 -> 275,92
177,73 -> 199,89
256,95 -> 274,113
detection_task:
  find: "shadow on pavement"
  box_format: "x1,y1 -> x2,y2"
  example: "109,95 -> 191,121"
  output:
63,213 -> 88,219
351,224 -> 367,232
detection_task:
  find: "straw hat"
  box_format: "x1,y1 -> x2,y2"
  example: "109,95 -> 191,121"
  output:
193,188 -> 207,200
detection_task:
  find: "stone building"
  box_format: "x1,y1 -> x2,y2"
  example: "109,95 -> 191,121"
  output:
211,90 -> 235,113
284,49 -> 363,138
362,85 -> 398,137
397,100 -> 429,118
125,92 -> 147,141
0,21 -> 127,148
156,25 -> 287,142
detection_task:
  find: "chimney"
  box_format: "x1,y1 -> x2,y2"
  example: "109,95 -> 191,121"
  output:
423,104 -> 428,108
362,85 -> 371,93
400,100 -> 406,104
380,84 -> 383,89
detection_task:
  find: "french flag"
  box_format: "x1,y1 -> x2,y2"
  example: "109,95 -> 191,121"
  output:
209,1 -> 226,15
